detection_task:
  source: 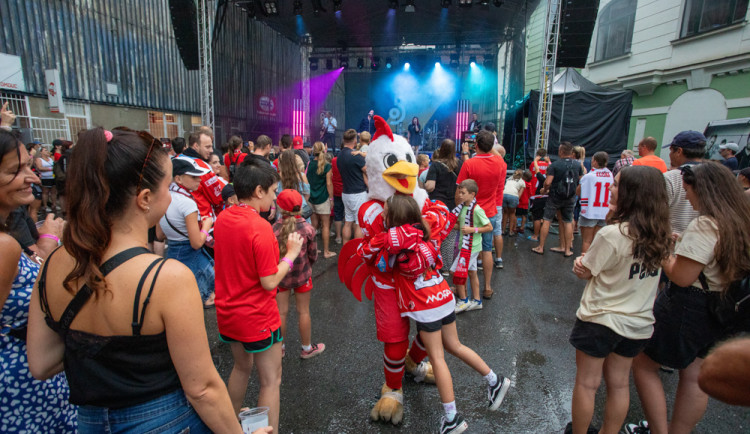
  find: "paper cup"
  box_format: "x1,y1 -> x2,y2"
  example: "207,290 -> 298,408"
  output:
239,407 -> 269,434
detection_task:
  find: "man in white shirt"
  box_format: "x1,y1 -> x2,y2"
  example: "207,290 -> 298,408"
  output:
577,151 -> 613,253
323,111 -> 337,154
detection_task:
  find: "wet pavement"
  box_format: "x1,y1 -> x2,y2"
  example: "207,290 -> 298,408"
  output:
204,232 -> 750,433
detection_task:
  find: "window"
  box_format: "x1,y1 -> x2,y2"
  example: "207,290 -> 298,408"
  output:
0,91 -> 30,129
148,111 -> 182,140
191,115 -> 202,132
595,0 -> 637,62
681,0 -> 749,37
64,102 -> 91,139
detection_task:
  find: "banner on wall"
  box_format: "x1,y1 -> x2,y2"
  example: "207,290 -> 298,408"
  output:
0,53 -> 26,92
257,95 -> 277,117
45,69 -> 65,114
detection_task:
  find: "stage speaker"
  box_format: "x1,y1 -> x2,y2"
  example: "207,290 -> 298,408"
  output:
556,0 -> 600,68
168,0 -> 200,70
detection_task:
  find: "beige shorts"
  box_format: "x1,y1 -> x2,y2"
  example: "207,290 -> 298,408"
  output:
311,200 -> 331,215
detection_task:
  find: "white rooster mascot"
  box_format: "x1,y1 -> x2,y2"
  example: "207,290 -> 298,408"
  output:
338,116 -> 450,425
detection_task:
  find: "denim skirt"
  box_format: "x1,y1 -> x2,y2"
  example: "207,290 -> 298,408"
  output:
167,239 -> 215,302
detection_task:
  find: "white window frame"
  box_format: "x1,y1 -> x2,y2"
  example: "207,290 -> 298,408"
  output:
680,0 -> 749,38
64,101 -> 92,138
148,111 -> 184,140
594,0 -> 637,62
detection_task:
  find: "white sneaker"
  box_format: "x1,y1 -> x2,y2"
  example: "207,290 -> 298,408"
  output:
465,299 -> 483,311
454,299 -> 470,313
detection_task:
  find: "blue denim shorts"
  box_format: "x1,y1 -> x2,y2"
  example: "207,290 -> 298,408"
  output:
481,207 -> 503,251
167,240 -> 215,302
78,389 -> 210,433
502,194 -> 519,209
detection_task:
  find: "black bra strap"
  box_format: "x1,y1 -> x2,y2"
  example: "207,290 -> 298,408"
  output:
54,247 -> 152,334
131,259 -> 165,335
698,272 -> 710,291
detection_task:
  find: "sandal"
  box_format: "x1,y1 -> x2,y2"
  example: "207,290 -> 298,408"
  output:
483,290 -> 494,300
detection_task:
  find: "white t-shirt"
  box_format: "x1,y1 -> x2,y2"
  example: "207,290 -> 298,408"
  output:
675,216 -> 722,292
577,223 -> 661,339
159,185 -> 199,241
664,166 -> 699,235
39,157 -> 54,180
579,168 -> 614,220
503,178 -> 525,197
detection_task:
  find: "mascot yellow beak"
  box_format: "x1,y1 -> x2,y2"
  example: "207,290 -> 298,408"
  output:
382,161 -> 419,194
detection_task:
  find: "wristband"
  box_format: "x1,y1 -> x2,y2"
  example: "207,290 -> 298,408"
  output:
200,230 -> 209,237
474,227 -> 478,233
39,234 -> 60,243
281,257 -> 294,268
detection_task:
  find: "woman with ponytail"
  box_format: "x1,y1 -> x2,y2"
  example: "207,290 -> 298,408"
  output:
26,127 -> 242,433
306,141 -> 336,258
272,189 -> 325,359
0,129 -> 77,432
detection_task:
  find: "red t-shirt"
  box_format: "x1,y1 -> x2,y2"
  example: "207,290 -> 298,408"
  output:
53,152 -> 62,162
177,155 -> 226,219
224,151 -> 247,168
214,205 -> 281,342
331,157 -> 343,197
518,180 -> 534,209
456,154 -> 506,218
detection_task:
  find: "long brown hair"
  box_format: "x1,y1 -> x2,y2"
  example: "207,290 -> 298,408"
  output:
682,161 -> 750,286
607,166 -> 672,273
278,149 -> 302,190
312,141 -> 327,175
276,210 -> 301,258
433,139 -> 458,171
385,195 -> 430,241
63,127 -> 167,294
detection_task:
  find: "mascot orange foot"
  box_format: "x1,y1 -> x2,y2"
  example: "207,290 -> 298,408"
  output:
405,353 -> 436,383
371,383 -> 404,425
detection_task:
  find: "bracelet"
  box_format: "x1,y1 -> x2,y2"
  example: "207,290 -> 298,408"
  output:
200,230 -> 209,237
39,234 -> 60,243
281,257 -> 294,268
474,227 -> 478,233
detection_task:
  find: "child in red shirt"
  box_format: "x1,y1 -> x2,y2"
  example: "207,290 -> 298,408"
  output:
516,170 -> 534,234
213,161 -> 303,433
272,190 -> 325,359
363,194 -> 511,434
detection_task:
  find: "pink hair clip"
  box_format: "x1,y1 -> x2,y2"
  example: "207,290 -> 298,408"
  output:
103,130 -> 113,142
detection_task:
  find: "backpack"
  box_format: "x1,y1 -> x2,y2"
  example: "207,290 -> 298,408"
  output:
228,153 -> 239,182
554,160 -> 579,199
53,154 -> 68,182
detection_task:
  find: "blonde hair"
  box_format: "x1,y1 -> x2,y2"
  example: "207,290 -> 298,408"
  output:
417,154 -> 429,167
313,141 -> 327,175
573,145 -> 586,160
360,131 -> 371,145
512,169 -> 523,180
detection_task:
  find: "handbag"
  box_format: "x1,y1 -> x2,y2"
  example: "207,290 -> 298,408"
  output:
300,198 -> 313,220
699,273 -> 750,331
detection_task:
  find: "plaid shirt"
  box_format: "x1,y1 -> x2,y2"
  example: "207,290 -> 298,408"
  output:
612,156 -> 634,177
273,217 -> 318,290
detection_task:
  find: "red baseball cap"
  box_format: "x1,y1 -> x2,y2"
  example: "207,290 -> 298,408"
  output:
292,136 -> 304,150
276,189 -> 303,213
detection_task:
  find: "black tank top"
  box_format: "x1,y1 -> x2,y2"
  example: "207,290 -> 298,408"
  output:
38,247 -> 182,409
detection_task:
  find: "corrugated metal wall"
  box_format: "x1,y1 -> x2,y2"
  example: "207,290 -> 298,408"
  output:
0,0 -> 200,112
212,3 -> 302,143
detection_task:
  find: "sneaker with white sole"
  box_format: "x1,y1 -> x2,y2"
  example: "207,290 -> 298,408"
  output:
625,420 -> 650,434
465,299 -> 483,311
454,298 -> 470,313
300,343 -> 326,359
488,376 -> 511,410
494,258 -> 504,269
440,414 -> 468,434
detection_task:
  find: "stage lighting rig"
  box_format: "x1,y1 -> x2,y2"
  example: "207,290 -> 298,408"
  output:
469,56 -> 477,66
309,57 -> 319,71
326,59 -> 334,70
333,0 -> 343,12
449,53 -> 459,68
442,0 -> 452,8
293,0 -> 302,15
385,57 -> 393,69
480,0 -> 489,5
493,0 -> 504,7
371,57 -> 381,71
459,0 -> 472,7
405,1 -> 416,13
312,0 -> 326,14
357,58 -> 365,69
483,54 -> 494,68
340,56 -> 349,69
260,0 -> 279,16
388,0 -> 398,10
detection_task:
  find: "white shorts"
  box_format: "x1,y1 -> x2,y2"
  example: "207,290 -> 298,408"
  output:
450,250 -> 480,272
342,191 -> 368,222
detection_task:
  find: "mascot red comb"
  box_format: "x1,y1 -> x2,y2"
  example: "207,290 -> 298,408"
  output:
338,116 -> 451,424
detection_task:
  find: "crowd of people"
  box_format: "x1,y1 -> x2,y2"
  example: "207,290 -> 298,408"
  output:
1,98 -> 749,434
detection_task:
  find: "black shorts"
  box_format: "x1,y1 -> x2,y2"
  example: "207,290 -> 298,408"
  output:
333,196 -> 344,222
643,285 -> 725,369
417,311 -> 457,333
220,328 -> 283,353
530,197 -> 547,221
516,207 -> 528,217
543,195 -> 576,223
569,319 -> 648,358
41,178 -> 55,188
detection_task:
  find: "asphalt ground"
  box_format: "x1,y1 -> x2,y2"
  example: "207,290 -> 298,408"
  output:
204,231 -> 750,433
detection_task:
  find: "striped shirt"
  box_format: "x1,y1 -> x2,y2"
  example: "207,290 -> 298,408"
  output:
664,164 -> 700,235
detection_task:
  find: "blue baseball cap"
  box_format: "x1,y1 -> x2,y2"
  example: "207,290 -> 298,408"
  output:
663,130 -> 707,149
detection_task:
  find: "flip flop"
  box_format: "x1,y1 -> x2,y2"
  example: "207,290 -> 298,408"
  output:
531,248 -> 544,255
564,252 -> 574,258
550,247 -> 566,254
483,291 -> 494,300
324,251 -> 337,258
